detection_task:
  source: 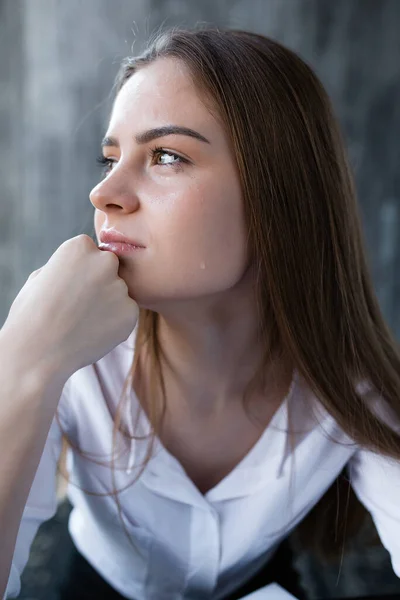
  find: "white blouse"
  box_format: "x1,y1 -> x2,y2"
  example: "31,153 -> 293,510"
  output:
4,326 -> 400,599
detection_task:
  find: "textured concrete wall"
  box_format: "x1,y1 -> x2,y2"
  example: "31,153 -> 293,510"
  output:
0,0 -> 24,325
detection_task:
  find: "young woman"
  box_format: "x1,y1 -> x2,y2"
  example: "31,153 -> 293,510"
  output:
1,27 -> 399,600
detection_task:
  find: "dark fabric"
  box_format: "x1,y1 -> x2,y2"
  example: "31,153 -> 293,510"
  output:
58,529 -> 306,599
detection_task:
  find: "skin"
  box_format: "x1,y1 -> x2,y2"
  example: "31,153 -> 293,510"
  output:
91,58 -> 292,434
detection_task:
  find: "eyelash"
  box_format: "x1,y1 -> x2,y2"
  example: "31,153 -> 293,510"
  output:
96,147 -> 187,176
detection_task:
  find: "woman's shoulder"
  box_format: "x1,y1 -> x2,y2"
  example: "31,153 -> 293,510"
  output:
288,371 -> 400,450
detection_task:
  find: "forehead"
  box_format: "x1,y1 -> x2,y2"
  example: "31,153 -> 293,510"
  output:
107,58 -> 230,151
108,58 -> 219,134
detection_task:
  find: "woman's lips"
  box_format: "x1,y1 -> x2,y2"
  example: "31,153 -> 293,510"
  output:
98,242 -> 146,256
99,229 -> 145,246
98,229 -> 146,256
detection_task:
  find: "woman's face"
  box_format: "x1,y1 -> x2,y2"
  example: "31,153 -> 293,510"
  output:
91,57 -> 250,309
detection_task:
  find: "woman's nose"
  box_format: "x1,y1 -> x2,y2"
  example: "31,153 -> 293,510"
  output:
89,177 -> 140,214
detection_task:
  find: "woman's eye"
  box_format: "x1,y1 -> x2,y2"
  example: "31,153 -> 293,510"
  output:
96,155 -> 115,176
96,147 -> 188,178
150,147 -> 187,170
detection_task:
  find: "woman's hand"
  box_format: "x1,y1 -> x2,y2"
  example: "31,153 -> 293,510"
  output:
2,235 -> 139,380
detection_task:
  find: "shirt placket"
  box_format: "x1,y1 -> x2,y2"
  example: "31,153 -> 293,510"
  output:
183,504 -> 221,598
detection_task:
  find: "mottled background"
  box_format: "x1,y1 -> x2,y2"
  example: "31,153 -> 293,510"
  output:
1,0 -> 400,598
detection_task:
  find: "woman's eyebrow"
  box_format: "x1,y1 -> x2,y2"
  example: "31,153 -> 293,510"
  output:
101,125 -> 211,148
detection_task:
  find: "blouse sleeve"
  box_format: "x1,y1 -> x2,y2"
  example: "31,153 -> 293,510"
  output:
3,381 -> 72,599
348,447 -> 400,577
347,384 -> 400,578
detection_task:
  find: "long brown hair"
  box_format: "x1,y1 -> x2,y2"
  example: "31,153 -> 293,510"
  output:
57,26 -> 400,565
